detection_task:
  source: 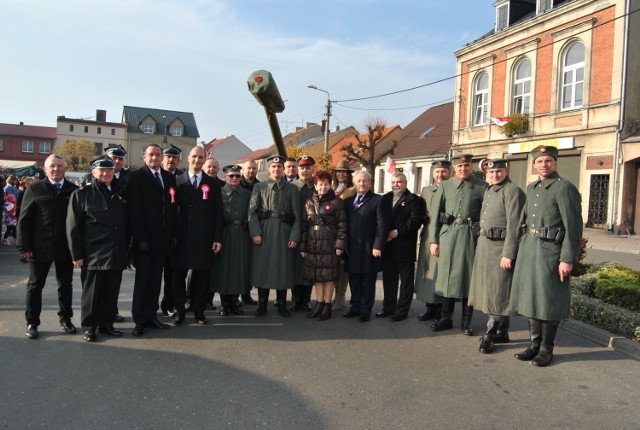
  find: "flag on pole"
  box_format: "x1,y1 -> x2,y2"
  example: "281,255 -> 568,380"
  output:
490,117 -> 511,126
384,157 -> 396,174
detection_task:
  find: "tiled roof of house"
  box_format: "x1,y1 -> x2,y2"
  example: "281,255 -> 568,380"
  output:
122,106 -> 199,137
0,123 -> 57,139
203,137 -> 229,154
388,102 -> 453,159
233,145 -> 276,163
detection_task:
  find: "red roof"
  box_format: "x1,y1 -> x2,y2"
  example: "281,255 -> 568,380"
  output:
233,145 -> 276,163
0,123 -> 57,139
390,102 -> 453,159
202,137 -> 229,154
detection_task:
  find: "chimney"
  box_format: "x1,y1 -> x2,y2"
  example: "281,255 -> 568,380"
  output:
333,125 -> 341,132
306,122 -> 316,129
19,121 -> 24,126
96,109 -> 107,122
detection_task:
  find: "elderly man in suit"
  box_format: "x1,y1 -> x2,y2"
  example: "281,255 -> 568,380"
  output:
17,154 -> 78,339
128,144 -> 179,337
343,170 -> 390,322
378,172 -> 425,322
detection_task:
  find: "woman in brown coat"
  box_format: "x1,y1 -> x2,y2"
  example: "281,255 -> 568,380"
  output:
300,170 -> 348,320
330,160 -> 355,310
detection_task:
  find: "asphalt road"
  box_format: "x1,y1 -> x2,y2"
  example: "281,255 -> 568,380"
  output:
584,248 -> 640,270
1,246 -> 638,429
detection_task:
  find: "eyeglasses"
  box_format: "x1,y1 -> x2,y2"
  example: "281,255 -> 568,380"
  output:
227,174 -> 241,178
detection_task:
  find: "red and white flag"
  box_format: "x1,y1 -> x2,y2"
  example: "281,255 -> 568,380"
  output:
384,157 -> 396,174
490,117 -> 511,126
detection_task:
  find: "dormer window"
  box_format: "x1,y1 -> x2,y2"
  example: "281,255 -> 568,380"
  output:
419,126 -> 436,138
143,124 -> 154,134
496,2 -> 509,32
538,0 -> 553,13
171,126 -> 183,137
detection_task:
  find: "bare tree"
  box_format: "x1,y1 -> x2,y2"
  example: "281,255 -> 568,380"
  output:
53,139 -> 95,172
341,116 -> 397,183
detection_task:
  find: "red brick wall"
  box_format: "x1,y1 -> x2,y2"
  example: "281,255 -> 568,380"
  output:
0,135 -> 55,166
590,6 -> 615,105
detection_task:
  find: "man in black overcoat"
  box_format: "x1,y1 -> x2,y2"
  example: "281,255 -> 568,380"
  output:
343,170 -> 390,322
172,147 -> 223,325
378,172 -> 425,322
127,144 -> 179,337
17,154 -> 79,339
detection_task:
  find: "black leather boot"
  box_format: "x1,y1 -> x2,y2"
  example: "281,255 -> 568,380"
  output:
306,301 -> 324,318
432,298 -> 454,332
494,316 -> 510,343
515,318 -> 542,361
289,286 -> 303,311
418,303 -> 441,321
461,299 -> 474,336
479,334 -> 494,353
532,320 -> 559,367
229,296 -> 244,315
218,296 -> 230,316
276,290 -> 291,317
318,302 -> 332,321
254,288 -> 269,317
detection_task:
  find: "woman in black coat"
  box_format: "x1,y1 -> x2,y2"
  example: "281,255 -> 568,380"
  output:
299,170 -> 348,320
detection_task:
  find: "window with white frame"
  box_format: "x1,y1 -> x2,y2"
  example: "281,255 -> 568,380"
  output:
22,141 -> 34,153
171,126 -> 183,137
561,41 -> 585,110
39,142 -> 51,154
496,3 -> 509,31
143,124 -> 154,134
473,72 -> 489,126
538,0 -> 553,13
512,58 -> 531,114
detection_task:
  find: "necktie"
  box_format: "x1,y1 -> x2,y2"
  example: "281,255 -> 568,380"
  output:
353,195 -> 362,208
55,183 -> 62,190
154,171 -> 163,188
392,195 -> 399,207
193,175 -> 198,189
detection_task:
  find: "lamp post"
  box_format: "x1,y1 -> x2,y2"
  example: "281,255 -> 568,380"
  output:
307,84 -> 331,154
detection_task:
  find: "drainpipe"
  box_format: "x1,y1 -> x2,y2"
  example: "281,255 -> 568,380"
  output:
609,0 -> 631,232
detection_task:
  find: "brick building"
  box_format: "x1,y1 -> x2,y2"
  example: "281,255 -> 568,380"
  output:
0,122 -> 57,166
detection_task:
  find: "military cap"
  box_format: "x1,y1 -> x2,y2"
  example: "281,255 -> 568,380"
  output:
486,158 -> 508,169
267,155 -> 285,165
531,145 -> 558,160
223,164 -> 242,174
452,154 -> 473,165
297,155 -> 315,166
105,144 -> 126,159
162,144 -> 182,157
91,157 -> 115,169
431,159 -> 452,168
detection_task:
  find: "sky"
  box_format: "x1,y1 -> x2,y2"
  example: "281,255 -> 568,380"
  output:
1,0 -> 496,150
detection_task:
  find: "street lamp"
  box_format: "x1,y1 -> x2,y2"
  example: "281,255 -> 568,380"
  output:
307,84 -> 332,154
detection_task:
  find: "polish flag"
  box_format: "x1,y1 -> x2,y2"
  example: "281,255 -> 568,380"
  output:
384,157 -> 396,174
490,117 -> 511,126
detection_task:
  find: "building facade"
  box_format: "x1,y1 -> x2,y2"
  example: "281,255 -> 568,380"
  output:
0,122 -> 57,166
452,0 -> 640,232
56,109 -> 127,157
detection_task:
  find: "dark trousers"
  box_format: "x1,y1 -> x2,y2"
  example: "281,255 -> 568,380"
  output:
173,268 -> 210,315
160,255 -> 174,312
381,259 -> 415,317
80,269 -> 122,329
348,272 -> 377,314
131,253 -> 164,325
4,225 -> 16,239
25,260 -> 73,326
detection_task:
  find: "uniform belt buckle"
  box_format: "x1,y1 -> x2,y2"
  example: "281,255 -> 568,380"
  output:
479,229 -> 487,236
453,217 -> 464,225
528,228 -> 537,237
312,225 -> 321,231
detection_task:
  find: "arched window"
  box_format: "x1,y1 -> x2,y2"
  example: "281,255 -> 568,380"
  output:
561,41 -> 585,110
512,58 -> 531,114
473,72 -> 489,126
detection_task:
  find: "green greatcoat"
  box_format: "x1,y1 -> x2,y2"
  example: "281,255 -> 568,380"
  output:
248,178 -> 302,290
428,176 -> 487,299
468,177 -> 525,315
212,184 -> 251,295
414,183 -> 443,304
510,171 -> 582,321
293,178 -> 315,287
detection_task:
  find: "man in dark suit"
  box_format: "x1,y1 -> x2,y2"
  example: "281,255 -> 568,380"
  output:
204,157 -> 226,188
127,144 -> 179,337
17,154 -> 78,339
343,170 -> 389,322
378,172 -> 425,322
172,147 -> 224,325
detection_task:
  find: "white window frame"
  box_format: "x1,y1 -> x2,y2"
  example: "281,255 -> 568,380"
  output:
496,3 -> 509,32
537,0 -> 553,14
143,124 -> 154,134
39,142 -> 51,154
22,140 -> 34,153
171,126 -> 183,137
512,58 -> 531,114
473,72 -> 489,126
561,42 -> 585,111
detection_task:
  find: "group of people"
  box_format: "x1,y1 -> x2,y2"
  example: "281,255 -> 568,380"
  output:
15,142 -> 582,367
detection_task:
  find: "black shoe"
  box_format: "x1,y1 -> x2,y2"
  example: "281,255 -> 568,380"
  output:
132,325 -> 144,337
83,329 -> 96,342
229,304 -> 244,315
417,306 -> 439,321
493,332 -> 510,343
318,303 -> 332,321
301,301 -> 312,312
432,318 -> 453,332
359,313 -> 371,322
342,309 -> 361,318
254,306 -> 267,317
461,324 -> 474,336
147,319 -> 170,329
289,300 -> 303,312
277,303 -> 292,318
60,320 -> 77,334
113,314 -> 126,323
242,294 -> 257,306
375,310 -> 394,318
531,350 -> 553,367
479,335 -> 494,353
25,324 -> 38,339
515,346 -> 540,361
195,314 -> 208,325
172,312 -> 185,326
98,326 -> 123,336
389,314 -> 407,322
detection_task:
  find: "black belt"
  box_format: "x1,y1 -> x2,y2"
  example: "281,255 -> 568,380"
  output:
479,227 -> 507,241
521,226 -> 565,244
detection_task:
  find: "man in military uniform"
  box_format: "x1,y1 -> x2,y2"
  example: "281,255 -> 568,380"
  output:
172,147 -> 223,326
290,155 -> 315,312
415,160 -> 451,322
67,157 -> 130,342
248,155 -> 301,317
378,172 -> 425,322
510,145 -> 582,367
240,160 -> 260,191
17,154 -> 78,339
213,165 -> 252,316
162,145 -> 183,175
468,159 -> 525,353
284,158 -> 299,182
429,154 -> 487,334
